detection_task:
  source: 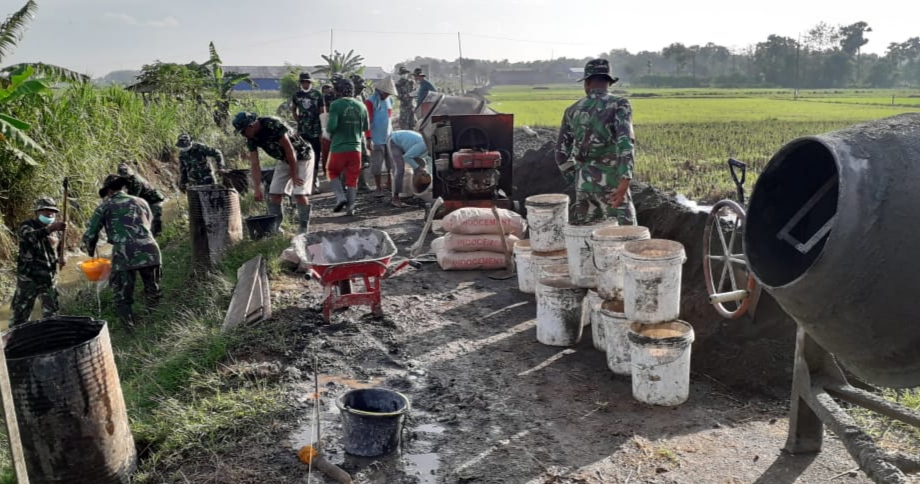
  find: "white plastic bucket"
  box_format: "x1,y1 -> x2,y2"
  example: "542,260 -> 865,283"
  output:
538,264 -> 569,281
525,194 -> 569,252
535,276 -> 587,347
621,239 -> 686,323
628,321 -> 695,406
597,300 -> 631,374
514,240 -> 535,294
530,249 -> 568,289
565,221 -> 617,288
591,226 -> 651,301
580,289 -> 602,330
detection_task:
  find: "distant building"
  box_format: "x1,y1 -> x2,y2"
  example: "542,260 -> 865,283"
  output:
224,66 -> 391,91
567,67 -> 584,80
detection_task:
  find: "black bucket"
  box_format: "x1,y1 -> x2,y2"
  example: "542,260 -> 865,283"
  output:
5,317 -> 136,483
245,215 -> 278,240
335,388 -> 410,457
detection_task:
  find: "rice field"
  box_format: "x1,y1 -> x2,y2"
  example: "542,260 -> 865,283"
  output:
488,86 -> 920,201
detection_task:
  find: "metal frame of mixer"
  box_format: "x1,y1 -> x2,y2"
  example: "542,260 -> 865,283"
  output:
786,328 -> 920,483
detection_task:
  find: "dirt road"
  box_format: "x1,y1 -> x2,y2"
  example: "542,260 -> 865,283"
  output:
206,182 -> 891,484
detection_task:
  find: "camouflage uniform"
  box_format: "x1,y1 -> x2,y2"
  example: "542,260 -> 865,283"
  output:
83,190 -> 162,326
556,59 -> 636,225
395,68 -> 416,130
10,200 -> 61,326
179,142 -> 225,188
117,163 -> 166,237
293,84 -> 326,183
247,116 -> 313,162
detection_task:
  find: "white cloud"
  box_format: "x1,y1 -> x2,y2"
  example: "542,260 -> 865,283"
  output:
103,12 -> 138,26
103,12 -> 179,29
147,16 -> 179,28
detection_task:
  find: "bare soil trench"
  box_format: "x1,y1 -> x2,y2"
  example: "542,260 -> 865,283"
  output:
200,181 -> 896,484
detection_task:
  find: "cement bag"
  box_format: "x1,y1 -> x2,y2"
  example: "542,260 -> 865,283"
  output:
436,249 -> 508,271
431,236 -> 446,254
443,233 -> 519,253
441,207 -> 526,237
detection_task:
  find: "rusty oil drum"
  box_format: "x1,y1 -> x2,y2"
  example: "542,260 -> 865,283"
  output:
5,317 -> 136,483
743,113 -> 920,388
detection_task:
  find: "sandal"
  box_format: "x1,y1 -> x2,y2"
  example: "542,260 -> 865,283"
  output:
390,199 -> 406,208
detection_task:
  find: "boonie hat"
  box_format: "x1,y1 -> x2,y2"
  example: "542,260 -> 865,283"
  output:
299,72 -> 312,82
232,112 -> 258,133
577,59 -> 619,84
34,197 -> 60,213
99,174 -> 127,198
176,134 -> 192,148
412,67 -> 426,77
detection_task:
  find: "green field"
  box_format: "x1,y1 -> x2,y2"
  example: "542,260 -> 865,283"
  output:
488,86 -> 920,201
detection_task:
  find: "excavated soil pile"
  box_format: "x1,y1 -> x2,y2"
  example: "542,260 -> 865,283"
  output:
512,128 -> 798,398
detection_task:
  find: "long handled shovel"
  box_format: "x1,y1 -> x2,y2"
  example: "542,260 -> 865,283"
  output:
488,204 -> 516,281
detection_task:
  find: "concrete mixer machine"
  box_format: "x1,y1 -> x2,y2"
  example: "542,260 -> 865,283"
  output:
743,113 -> 920,484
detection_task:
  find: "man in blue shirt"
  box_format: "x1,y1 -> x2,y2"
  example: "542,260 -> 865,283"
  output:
413,68 -> 437,106
365,77 -> 397,198
388,130 -> 432,207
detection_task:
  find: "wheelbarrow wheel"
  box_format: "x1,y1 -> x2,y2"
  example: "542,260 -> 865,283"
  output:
702,199 -> 758,319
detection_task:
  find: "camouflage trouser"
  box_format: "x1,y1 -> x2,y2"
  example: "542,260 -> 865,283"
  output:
399,102 -> 416,130
150,202 -> 163,237
10,280 -> 59,327
571,190 -> 636,226
110,266 -> 162,324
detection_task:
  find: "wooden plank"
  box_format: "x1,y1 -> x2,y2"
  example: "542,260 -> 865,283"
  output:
0,336 -> 30,483
222,256 -> 263,332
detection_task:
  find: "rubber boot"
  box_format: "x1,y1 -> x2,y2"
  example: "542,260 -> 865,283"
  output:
116,305 -> 135,331
345,187 -> 358,216
297,204 -> 311,234
331,178 -> 347,213
267,201 -> 284,234
357,167 -> 372,193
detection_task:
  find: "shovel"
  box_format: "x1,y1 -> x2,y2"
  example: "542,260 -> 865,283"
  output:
488,204 -> 516,280
409,197 -> 444,257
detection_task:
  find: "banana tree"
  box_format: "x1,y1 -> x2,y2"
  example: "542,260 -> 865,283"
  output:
205,42 -> 255,128
1,0 -> 87,164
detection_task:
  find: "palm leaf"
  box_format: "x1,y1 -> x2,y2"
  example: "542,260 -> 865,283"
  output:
208,41 -> 221,64
0,0 -> 37,62
0,112 -> 43,166
1,62 -> 88,83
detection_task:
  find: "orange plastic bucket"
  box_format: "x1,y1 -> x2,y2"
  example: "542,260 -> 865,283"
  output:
78,258 -> 112,282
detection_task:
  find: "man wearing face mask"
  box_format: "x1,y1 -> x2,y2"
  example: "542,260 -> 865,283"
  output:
176,134 -> 225,192
9,197 -> 67,327
83,175 -> 162,329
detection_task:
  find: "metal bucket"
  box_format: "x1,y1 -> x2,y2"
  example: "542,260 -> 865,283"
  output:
744,113 -> 920,388
187,185 -> 243,268
5,317 -> 136,483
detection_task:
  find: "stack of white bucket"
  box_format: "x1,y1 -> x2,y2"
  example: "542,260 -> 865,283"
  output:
619,238 -> 694,406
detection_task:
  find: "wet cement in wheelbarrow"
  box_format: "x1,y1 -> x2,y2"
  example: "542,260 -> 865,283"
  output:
166,138 -> 891,483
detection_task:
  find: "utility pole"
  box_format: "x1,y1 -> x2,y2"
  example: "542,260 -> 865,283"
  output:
329,29 -> 334,57
457,31 -> 464,93
794,33 -> 801,100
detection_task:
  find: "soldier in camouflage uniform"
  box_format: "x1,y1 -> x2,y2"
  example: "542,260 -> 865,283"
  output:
395,66 -> 416,130
555,58 -> 637,226
176,134 -> 225,191
291,72 -> 326,192
233,112 -> 315,234
117,163 -> 167,237
83,175 -> 162,328
9,197 -> 67,326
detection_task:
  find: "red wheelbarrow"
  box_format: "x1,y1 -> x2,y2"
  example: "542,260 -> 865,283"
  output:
300,228 -> 418,323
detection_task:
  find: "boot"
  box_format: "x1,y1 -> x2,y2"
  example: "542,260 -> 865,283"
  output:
357,168 -> 372,193
345,187 -> 358,216
297,204 -> 312,234
267,201 -> 284,234
331,178 -> 347,213
116,305 -> 135,331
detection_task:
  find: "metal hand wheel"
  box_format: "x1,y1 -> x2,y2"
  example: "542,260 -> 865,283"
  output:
702,199 -> 758,319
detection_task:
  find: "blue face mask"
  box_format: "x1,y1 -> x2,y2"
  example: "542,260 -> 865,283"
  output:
38,215 -> 55,225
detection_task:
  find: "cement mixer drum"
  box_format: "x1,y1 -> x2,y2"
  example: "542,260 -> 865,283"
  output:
743,113 -> 920,388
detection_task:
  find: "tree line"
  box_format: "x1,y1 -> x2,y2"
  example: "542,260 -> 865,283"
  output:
400,22 -> 920,89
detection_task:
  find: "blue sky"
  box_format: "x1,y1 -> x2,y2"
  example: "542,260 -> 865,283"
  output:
5,0 -> 913,77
